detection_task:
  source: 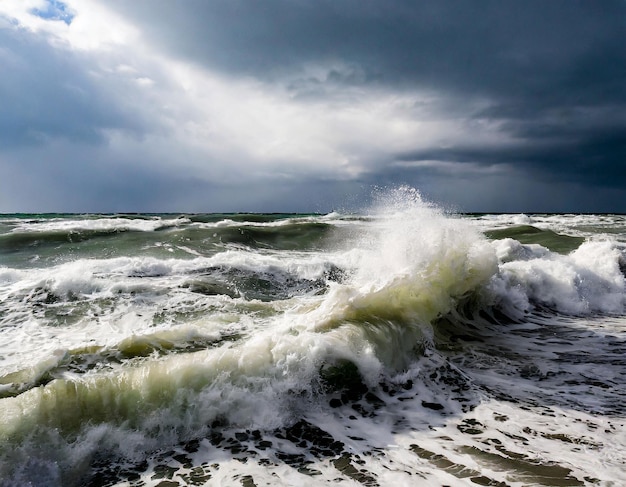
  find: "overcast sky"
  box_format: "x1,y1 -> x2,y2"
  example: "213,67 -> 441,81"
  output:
1,0 -> 625,213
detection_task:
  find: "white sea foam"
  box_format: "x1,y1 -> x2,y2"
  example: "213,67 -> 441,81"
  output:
0,249 -> 337,379
472,213 -> 626,243
10,216 -> 190,234
489,238 -> 625,315
1,198 -> 625,486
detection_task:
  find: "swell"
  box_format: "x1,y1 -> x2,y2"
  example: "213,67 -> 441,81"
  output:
0,221 -> 336,262
485,224 -> 584,254
0,228 -> 129,254
0,219 -> 182,257
210,222 -> 334,250
187,213 -> 317,224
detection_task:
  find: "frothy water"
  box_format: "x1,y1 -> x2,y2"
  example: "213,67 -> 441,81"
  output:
1,190 -> 625,486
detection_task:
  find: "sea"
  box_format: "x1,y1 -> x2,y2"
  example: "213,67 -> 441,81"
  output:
0,188 -> 624,486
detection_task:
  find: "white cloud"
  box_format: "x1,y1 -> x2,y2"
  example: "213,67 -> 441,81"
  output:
0,0 -> 138,52
0,0 -> 68,35
1,0 -> 508,183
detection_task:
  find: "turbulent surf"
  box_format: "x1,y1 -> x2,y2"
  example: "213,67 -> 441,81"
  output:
0,188 -> 625,486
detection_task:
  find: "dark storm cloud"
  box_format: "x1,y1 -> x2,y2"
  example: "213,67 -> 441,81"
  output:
105,0 -> 626,193
105,0 -> 625,96
0,27 -> 148,148
394,127 -> 626,186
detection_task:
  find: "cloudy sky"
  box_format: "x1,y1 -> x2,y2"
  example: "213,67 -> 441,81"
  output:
1,0 -> 625,213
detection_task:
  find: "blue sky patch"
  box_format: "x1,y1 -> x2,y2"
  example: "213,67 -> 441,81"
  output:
31,0 -> 74,25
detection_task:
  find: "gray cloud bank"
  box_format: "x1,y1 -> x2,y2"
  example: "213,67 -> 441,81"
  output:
1,0 -> 625,212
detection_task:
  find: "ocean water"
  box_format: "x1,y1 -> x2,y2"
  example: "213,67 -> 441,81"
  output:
0,189 -> 625,486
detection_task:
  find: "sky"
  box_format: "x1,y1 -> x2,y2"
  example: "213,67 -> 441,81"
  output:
0,0 -> 625,213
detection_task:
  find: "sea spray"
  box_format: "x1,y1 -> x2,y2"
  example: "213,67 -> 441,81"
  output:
309,187 -> 498,369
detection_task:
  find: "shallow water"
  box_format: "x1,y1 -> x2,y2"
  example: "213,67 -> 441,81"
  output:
1,191 -> 624,486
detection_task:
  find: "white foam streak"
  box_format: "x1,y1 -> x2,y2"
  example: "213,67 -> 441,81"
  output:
10,216 -> 189,234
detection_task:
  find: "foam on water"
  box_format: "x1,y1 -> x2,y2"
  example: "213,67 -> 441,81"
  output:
489,238 -> 625,316
0,250 -> 335,379
472,212 -> 626,244
1,192 -> 625,486
9,216 -> 190,234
